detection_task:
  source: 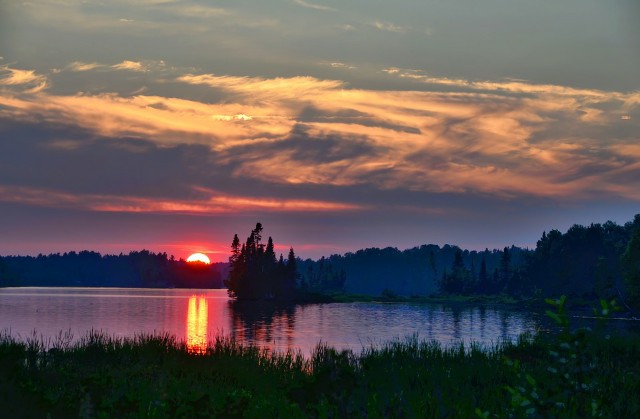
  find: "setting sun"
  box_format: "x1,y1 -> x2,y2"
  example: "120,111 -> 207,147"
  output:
186,253 -> 211,264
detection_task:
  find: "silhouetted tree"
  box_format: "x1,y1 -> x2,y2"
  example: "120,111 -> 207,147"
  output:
300,255 -> 346,293
440,248 -> 473,295
225,223 -> 297,300
622,226 -> 640,310
284,247 -> 297,298
498,247 -> 511,293
524,219 -> 640,298
476,258 -> 490,294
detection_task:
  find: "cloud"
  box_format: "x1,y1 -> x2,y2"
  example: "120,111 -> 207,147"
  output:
61,59 -> 165,76
0,66 -> 48,93
1,63 -> 639,204
111,60 -> 149,72
384,67 -> 638,102
336,24 -> 355,31
372,21 -> 407,33
167,5 -> 229,18
321,62 -> 357,70
13,0 -> 226,34
177,73 -> 344,102
66,62 -> 103,72
0,185 -> 363,214
293,0 -> 336,12
213,114 -> 253,121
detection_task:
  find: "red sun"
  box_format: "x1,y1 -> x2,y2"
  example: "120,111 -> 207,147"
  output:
186,253 -> 211,264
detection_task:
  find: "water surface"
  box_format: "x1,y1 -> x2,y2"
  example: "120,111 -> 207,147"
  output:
0,287 -> 612,355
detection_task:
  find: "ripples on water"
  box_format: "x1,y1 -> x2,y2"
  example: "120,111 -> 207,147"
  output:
1,288 -> 636,355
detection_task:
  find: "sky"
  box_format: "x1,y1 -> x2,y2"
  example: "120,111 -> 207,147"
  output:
0,0 -> 639,262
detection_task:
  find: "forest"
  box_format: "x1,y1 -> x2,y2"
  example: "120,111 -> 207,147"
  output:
297,214 -> 640,308
297,245 -> 528,297
0,250 -> 223,289
2,214 -> 640,309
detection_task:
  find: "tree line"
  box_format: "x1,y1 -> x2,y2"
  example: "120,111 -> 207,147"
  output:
0,250 -> 223,289
436,216 -> 640,306
296,214 -> 640,309
298,245 -> 528,297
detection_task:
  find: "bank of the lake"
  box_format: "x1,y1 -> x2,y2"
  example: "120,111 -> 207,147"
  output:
1,330 -> 638,417
301,291 -> 522,304
298,291 -> 638,314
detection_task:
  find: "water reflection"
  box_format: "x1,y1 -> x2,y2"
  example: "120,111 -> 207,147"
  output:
186,295 -> 208,354
2,288 -> 638,357
229,300 -> 296,352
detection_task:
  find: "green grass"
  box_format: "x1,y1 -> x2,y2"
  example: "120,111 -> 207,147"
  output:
1,327 -> 639,418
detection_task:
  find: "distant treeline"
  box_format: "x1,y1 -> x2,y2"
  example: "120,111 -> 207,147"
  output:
298,214 -> 640,306
0,250 -> 224,289
297,245 -> 528,296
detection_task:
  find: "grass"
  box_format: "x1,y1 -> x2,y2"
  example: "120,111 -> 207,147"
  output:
1,326 -> 639,418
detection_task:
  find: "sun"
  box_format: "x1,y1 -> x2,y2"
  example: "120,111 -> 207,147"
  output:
186,253 -> 211,264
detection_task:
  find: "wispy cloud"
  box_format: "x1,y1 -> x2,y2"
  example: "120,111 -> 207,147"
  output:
177,73 -> 344,102
372,21 -> 407,33
66,61 -> 103,72
111,60 -> 149,72
293,0 -> 336,12
1,63 -> 639,203
0,66 -> 48,93
383,67 -> 635,101
320,62 -> 358,70
62,60 -> 164,74
167,5 -> 229,18
336,24 -> 355,31
0,185 -> 363,214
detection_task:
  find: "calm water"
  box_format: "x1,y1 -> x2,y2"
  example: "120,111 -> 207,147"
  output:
0,287 -> 633,355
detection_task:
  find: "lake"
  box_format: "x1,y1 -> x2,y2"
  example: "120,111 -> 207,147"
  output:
1,287 -> 635,355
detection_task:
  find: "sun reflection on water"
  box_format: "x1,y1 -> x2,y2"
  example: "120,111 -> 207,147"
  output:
187,295 -> 208,354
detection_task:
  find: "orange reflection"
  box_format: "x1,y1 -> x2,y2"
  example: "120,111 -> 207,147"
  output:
187,295 -> 208,354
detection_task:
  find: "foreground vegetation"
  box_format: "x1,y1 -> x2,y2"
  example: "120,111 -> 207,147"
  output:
1,310 -> 638,417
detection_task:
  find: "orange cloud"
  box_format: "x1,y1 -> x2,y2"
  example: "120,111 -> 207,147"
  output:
1,64 -> 639,202
0,185 -> 364,214
0,66 -> 48,93
66,61 -> 103,72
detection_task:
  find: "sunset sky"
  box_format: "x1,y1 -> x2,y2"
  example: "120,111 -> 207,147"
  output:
1,0 -> 639,262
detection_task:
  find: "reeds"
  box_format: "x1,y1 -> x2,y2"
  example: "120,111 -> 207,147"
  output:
0,329 -> 638,417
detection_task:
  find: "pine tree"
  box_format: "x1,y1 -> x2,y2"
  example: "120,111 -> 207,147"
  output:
439,249 -> 472,295
285,247 -> 297,298
225,224 -> 297,300
499,247 -> 511,293
622,227 -> 640,309
477,258 -> 490,294
225,235 -> 245,298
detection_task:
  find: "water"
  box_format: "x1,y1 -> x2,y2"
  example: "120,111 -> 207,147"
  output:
0,287 -> 632,355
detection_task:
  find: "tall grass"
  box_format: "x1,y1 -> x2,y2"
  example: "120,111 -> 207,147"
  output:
0,327 -> 638,417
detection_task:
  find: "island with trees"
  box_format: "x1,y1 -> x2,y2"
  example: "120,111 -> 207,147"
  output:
224,222 -> 297,300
